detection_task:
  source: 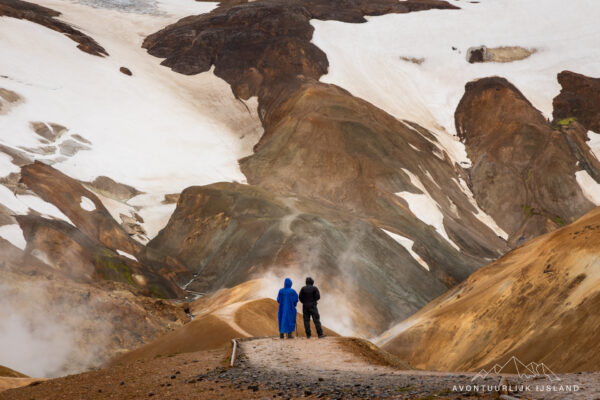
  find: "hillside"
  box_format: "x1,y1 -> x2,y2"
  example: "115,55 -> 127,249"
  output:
378,206 -> 600,373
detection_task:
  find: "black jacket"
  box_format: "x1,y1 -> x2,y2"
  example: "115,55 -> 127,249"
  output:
299,284 -> 320,307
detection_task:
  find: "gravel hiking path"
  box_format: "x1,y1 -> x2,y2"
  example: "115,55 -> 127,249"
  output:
2,337 -> 599,399
225,337 -> 600,399
243,337 -> 397,373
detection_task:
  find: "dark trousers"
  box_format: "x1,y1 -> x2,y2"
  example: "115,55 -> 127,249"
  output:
302,304 -> 323,337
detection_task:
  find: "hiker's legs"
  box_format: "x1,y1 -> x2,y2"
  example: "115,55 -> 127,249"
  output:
311,305 -> 324,337
303,306 -> 312,337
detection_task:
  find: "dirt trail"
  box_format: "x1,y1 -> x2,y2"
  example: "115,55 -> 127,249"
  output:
2,338 -> 598,399
242,337 -> 395,373
233,337 -> 600,399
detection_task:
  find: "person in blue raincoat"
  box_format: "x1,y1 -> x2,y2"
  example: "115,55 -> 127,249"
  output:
277,278 -> 298,339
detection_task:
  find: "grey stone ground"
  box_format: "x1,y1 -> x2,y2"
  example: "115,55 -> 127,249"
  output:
185,337 -> 600,399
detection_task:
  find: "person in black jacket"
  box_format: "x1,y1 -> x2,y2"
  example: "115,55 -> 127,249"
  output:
298,277 -> 325,338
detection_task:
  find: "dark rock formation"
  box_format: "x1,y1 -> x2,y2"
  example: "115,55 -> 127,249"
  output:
16,214 -> 181,298
143,0 -> 456,100
467,46 -> 485,63
30,122 -> 66,141
120,67 -> 133,76
86,175 -> 142,201
18,162 -> 189,296
0,0 -> 108,56
0,87 -> 21,114
456,77 -> 599,246
20,161 -> 142,256
553,70 -> 600,133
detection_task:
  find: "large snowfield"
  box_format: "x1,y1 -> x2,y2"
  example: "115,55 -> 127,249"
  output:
0,0 -> 265,240
312,0 -> 599,136
1,0 -> 599,246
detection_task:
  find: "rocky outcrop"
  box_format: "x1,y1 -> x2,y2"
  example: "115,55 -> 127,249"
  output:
378,205 -> 600,373
17,162 -> 189,296
85,176 -> 142,202
455,77 -> 599,246
466,46 -> 535,64
0,87 -> 22,115
16,214 -> 181,298
20,161 -> 142,256
552,71 -> 600,133
143,0 -> 456,100
0,0 -> 108,57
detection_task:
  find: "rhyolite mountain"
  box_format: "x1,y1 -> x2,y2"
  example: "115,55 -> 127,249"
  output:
377,205 -> 600,373
1,0 -> 599,379
456,77 -> 600,246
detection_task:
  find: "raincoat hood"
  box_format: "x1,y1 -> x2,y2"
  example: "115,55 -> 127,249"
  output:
277,278 -> 298,334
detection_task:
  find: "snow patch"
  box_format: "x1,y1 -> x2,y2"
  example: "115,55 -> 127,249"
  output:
116,249 -> 137,261
0,224 -> 26,250
127,193 -> 176,239
0,189 -> 74,225
407,142 -> 420,152
396,169 -> 459,250
576,170 -> 600,205
0,153 -> 20,176
381,229 -> 429,271
16,195 -> 73,225
586,131 -> 600,161
79,196 -> 96,211
0,185 -> 28,215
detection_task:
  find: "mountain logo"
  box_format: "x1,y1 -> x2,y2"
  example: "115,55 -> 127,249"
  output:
472,356 -> 561,382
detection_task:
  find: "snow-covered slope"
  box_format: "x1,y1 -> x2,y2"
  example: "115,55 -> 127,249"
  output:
0,0 -> 263,238
312,0 -> 599,138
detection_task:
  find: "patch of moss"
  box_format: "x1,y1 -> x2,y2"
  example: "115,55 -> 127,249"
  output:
95,255 -> 135,285
552,215 -> 566,226
556,116 -> 577,126
522,204 -> 540,217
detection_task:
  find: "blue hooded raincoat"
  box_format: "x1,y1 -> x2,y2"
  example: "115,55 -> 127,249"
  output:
277,278 -> 298,334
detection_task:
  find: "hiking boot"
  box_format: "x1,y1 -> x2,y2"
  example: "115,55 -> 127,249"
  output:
280,333 -> 284,339
306,335 -> 311,339
286,333 -> 294,339
318,334 -> 327,339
